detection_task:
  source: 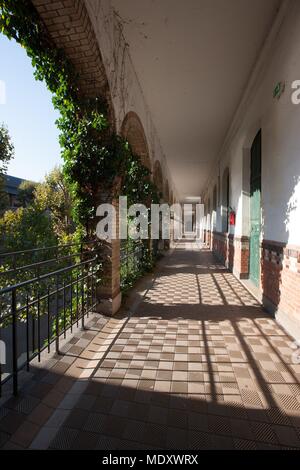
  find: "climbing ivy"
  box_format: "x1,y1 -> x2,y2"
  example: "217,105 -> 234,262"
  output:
0,0 -> 160,239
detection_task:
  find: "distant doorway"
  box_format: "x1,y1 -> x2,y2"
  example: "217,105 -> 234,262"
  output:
249,130 -> 262,286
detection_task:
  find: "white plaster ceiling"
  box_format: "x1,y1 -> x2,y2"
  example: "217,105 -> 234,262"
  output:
112,0 -> 282,200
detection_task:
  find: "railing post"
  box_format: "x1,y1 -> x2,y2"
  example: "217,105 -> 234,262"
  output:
0,316 -> 2,397
90,263 -> 94,316
37,292 -> 41,362
63,281 -> 66,338
80,243 -> 85,330
81,265 -> 85,330
12,289 -> 18,396
26,293 -> 30,371
55,274 -> 60,354
47,287 -> 51,353
70,272 -> 73,333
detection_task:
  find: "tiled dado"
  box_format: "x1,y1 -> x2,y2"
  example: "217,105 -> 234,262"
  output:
211,232 -> 228,265
208,234 -> 300,338
211,232 -> 250,279
262,240 -> 300,338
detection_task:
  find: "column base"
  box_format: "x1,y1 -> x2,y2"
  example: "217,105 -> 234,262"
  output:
97,291 -> 122,316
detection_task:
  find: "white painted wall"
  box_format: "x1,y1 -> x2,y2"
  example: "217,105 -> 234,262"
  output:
84,0 -> 179,201
204,0 -> 300,247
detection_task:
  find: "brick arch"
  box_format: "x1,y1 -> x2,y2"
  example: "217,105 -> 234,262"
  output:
32,0 -> 115,125
153,160 -> 164,196
121,112 -> 151,170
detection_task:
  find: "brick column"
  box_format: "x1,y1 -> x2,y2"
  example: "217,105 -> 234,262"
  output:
97,198 -> 122,316
212,231 -> 228,264
261,241 -> 300,339
232,236 -> 250,279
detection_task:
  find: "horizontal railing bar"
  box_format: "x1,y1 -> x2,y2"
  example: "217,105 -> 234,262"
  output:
0,300 -> 98,389
0,257 -> 97,295
0,240 -> 98,258
0,248 -> 97,277
0,270 -> 97,322
0,240 -> 100,396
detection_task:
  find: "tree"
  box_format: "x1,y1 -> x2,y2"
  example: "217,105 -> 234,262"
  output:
0,207 -> 58,298
0,206 -> 57,253
18,180 -> 39,207
0,123 -> 14,175
34,166 -> 74,239
0,123 -> 14,213
0,178 -> 9,213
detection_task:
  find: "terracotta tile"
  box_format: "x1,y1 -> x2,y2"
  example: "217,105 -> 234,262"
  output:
166,426 -> 188,449
103,415 -> 127,438
42,389 -> 65,408
0,411 -> 26,435
142,423 -> 167,447
154,381 -> 171,393
273,425 -> 300,447
230,418 -> 255,440
188,430 -> 212,450
211,434 -> 234,449
29,382 -> 53,400
50,427 -> 79,450
64,408 -> 89,429
10,420 -> 40,448
128,402 -> 150,421
148,405 -> 168,425
82,412 -> 107,433
123,420 -> 147,443
171,382 -> 188,394
234,438 -> 257,450
168,409 -> 188,429
250,421 -> 278,444
27,403 -> 53,427
156,370 -> 172,381
110,400 -> 131,418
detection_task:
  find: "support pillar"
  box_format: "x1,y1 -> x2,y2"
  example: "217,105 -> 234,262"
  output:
97,198 -> 122,316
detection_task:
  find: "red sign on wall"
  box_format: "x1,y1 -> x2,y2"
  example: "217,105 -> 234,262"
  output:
229,211 -> 236,226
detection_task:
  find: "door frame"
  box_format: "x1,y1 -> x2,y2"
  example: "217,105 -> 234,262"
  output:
249,129 -> 262,287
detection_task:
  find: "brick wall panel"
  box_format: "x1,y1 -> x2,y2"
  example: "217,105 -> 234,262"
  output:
32,0 -> 115,125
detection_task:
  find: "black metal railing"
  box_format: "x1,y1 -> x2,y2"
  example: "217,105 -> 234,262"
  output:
0,241 -> 101,396
120,240 -> 145,291
0,240 -> 97,281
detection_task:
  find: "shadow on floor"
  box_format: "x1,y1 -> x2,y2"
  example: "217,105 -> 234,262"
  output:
0,245 -> 300,450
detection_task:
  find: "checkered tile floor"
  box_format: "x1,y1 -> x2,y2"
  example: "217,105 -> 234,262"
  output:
1,243 -> 300,449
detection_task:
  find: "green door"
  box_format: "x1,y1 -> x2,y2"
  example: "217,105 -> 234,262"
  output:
250,130 -> 262,286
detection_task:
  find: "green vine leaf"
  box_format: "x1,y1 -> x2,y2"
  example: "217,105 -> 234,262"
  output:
0,0 -> 160,241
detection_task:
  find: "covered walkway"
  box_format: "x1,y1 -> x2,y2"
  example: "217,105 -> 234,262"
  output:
1,243 -> 300,450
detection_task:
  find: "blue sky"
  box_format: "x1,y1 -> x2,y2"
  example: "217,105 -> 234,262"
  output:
0,35 -> 62,182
